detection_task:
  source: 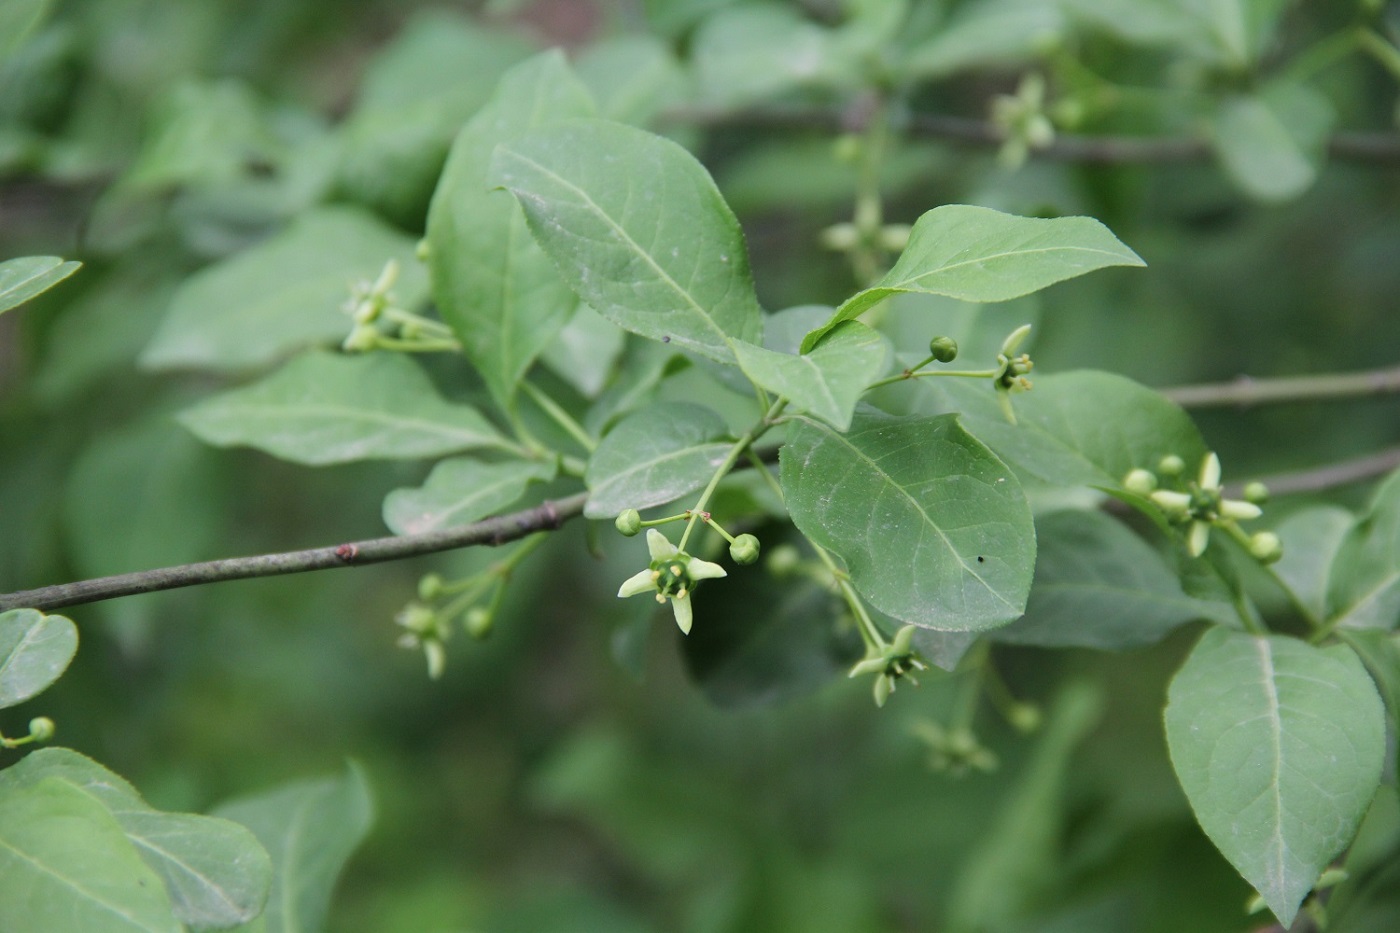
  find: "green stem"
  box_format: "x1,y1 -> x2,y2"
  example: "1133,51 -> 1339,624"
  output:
866,367 -> 1000,392
677,398 -> 788,552
746,451 -> 786,503
1286,28 -> 1365,82
850,95 -> 891,287
520,381 -> 597,453
371,335 -> 462,353
950,644 -> 989,730
811,543 -> 884,652
1220,523 -> 1323,632
1358,28 -> 1400,81
383,308 -> 455,337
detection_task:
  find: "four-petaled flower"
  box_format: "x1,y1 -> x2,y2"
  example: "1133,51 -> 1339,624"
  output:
617,529 -> 727,634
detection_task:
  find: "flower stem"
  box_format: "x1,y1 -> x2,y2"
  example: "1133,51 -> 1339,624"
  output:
677,398 -> 788,551
520,380 -> 597,453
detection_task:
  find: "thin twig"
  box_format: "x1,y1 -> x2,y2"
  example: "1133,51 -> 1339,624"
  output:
1162,364 -> 1400,408
665,104 -> 1400,164
0,493 -> 588,614
1225,446 -> 1400,499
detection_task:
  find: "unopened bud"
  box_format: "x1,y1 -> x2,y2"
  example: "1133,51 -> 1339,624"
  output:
28,717 -> 55,742
767,544 -> 802,577
729,533 -> 761,565
418,574 -> 445,601
928,336 -> 959,363
1249,531 -> 1283,564
1158,454 -> 1186,477
1243,481 -> 1269,505
465,607 -> 493,639
615,509 -> 642,536
820,223 -> 860,252
1123,468 -> 1157,495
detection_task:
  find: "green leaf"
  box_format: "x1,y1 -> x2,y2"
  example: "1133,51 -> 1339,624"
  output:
946,682 -> 1102,932
489,118 -> 764,364
212,763 -> 373,933
584,402 -> 732,519
573,35 -> 687,125
0,608 -> 77,708
0,749 -> 272,929
383,458 -> 557,535
140,206 -> 427,372
0,778 -> 179,933
801,206 -> 1142,352
1211,82 -> 1334,203
1342,630 -> 1400,728
0,255 -> 81,315
733,322 -> 888,431
993,510 -> 1229,649
426,51 -> 596,406
1273,506 -> 1353,622
540,303 -> 627,398
1326,470 -> 1400,631
335,10 -> 535,226
1164,628 -> 1385,927
915,370 -> 1208,489
0,0 -> 52,60
178,351 -> 509,466
690,5 -> 856,108
781,410 -> 1035,631
902,0 -> 1063,81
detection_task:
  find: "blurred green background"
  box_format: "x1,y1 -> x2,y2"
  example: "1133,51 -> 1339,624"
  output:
3,1 -> 1399,930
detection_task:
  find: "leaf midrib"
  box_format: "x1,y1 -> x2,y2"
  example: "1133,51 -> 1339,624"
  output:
194,402 -> 498,446
893,242 -> 1138,290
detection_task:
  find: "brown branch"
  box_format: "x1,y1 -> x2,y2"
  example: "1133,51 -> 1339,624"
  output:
0,492 -> 588,614
1225,445 -> 1400,499
1162,364 -> 1400,408
665,104 -> 1400,165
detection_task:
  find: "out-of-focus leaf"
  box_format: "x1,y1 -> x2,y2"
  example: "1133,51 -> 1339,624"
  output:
781,410 -> 1035,631
425,51 -> 595,406
901,0 -> 1063,80
213,764 -> 374,933
490,119 -> 764,365
0,255 -> 81,314
141,206 -> 427,372
0,778 -> 180,933
121,79 -> 282,191
0,0 -> 50,60
802,206 -> 1142,351
178,351 -> 510,466
540,303 -> 627,398
0,608 -> 77,708
1165,628 -> 1384,927
994,510 -> 1229,649
1211,82 -> 1334,203
946,683 -> 1103,932
690,4 -> 856,108
574,35 -> 688,125
1272,506 -> 1353,621
383,458 -> 556,535
335,9 -> 535,225
584,402 -> 732,519
0,749 -> 272,928
1327,470 -> 1400,631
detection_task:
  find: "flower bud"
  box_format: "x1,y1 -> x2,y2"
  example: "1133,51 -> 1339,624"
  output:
819,223 -> 860,252
1000,324 -> 1032,357
1243,481 -> 1269,505
878,223 -> 912,252
415,238 -> 431,262
928,336 -> 959,363
1122,468 -> 1157,495
614,509 -> 642,536
766,544 -> 802,577
729,533 -> 761,565
465,607 -> 493,639
28,717 -> 55,742
1249,531 -> 1283,564
1158,454 -> 1186,477
418,574 -> 445,601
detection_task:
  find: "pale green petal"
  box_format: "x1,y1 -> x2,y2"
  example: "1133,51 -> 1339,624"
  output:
1150,489 -> 1192,513
687,556 -> 728,581
618,568 -> 657,598
671,592 -> 693,634
1187,520 -> 1211,557
1200,452 -> 1221,490
1221,499 -> 1263,521
645,528 -> 677,562
849,656 -> 886,678
891,624 -> 916,655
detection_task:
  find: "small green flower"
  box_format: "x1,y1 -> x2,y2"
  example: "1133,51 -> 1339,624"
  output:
1148,452 -> 1263,557
617,529 -> 727,635
849,624 -> 928,707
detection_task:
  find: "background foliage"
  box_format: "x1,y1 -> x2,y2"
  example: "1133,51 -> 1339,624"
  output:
4,0 -> 1400,930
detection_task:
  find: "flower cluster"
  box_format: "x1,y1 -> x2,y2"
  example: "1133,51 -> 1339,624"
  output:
1124,452 -> 1279,561
617,529 -> 727,635
848,624 -> 928,707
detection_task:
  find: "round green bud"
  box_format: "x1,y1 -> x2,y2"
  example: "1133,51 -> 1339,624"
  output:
819,223 -> 860,252
878,223 -> 912,252
1243,481 -> 1270,505
928,336 -> 959,363
1249,531 -> 1283,564
1123,468 -> 1157,495
1158,454 -> 1186,477
1006,703 -> 1041,734
465,607 -> 493,639
729,533 -> 761,565
614,509 -> 642,537
766,544 -> 802,577
28,717 -> 55,742
418,573 -> 445,601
